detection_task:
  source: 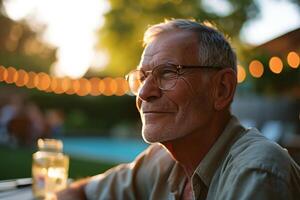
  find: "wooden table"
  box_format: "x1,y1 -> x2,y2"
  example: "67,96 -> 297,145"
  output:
0,187 -> 34,200
0,178 -> 34,200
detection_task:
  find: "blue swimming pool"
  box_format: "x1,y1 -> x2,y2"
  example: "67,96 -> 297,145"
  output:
62,137 -> 149,164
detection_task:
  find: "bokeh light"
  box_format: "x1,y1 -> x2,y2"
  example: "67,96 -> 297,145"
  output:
287,51 -> 299,69
249,60 -> 264,78
35,72 -> 51,90
237,65 -> 246,83
269,56 -> 283,74
52,78 -> 66,94
25,71 -> 37,89
65,79 -> 79,95
114,77 -> 129,96
15,69 -> 29,87
76,78 -> 91,96
89,77 -> 102,96
61,77 -> 71,93
0,66 -> 8,82
49,77 -> 57,93
5,67 -> 18,84
102,77 -> 115,96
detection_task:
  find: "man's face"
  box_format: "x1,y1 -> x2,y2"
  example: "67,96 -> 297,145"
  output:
136,31 -> 215,143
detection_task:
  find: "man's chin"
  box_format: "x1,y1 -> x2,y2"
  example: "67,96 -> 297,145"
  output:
141,126 -> 173,144
142,131 -> 160,144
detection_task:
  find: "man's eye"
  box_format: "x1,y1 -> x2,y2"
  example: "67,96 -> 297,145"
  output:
159,69 -> 177,79
139,75 -> 146,82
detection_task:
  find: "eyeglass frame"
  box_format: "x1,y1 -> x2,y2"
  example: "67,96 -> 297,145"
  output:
125,63 -> 224,95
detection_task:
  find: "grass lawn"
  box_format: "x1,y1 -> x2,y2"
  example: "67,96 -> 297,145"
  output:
0,145 -> 116,180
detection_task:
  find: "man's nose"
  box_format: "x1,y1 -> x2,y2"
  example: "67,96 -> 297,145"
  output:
137,76 -> 162,102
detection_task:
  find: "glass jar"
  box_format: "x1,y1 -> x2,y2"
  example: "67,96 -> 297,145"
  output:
32,139 -> 69,199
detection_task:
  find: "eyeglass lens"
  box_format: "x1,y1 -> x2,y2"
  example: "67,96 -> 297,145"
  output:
127,65 -> 179,95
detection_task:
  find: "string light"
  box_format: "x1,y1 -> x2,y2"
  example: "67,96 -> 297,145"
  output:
53,78 -> 66,94
102,77 -> 115,96
50,77 -> 58,93
269,57 -> 283,74
36,72 -> 51,91
0,56 -> 297,96
89,77 -> 102,96
0,66 -> 8,82
26,71 -> 37,89
237,65 -> 246,83
249,60 -> 264,78
65,79 -> 79,95
61,77 -> 71,92
115,77 -> 129,96
76,78 -> 91,96
5,67 -> 17,84
15,69 -> 29,87
287,51 -> 299,69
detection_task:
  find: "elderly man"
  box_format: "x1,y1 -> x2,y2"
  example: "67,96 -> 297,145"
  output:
57,19 -> 300,200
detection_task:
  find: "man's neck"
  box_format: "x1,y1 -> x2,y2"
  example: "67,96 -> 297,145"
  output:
162,113 -> 231,178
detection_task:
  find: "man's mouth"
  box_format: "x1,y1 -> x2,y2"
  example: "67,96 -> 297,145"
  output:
143,111 -> 174,114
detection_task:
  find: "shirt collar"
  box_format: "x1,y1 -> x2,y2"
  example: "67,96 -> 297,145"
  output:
193,116 -> 246,187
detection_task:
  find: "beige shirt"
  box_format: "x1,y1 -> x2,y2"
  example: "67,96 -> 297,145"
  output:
85,116 -> 300,200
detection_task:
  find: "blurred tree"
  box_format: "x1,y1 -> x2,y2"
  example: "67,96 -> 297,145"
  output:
97,0 -> 299,76
0,0 -> 56,72
97,0 -> 262,76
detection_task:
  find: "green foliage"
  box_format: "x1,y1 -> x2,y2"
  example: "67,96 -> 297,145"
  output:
0,1 -> 55,73
28,88 -> 140,135
0,145 -> 115,180
65,110 -> 89,130
98,0 -> 261,76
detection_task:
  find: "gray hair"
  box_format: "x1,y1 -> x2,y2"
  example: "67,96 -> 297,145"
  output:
143,19 -> 237,72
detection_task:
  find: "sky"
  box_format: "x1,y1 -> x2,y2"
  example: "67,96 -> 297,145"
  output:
3,0 -> 110,78
3,0 -> 300,78
241,0 -> 300,44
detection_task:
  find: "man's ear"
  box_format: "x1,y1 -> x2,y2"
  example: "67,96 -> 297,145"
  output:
213,68 -> 237,111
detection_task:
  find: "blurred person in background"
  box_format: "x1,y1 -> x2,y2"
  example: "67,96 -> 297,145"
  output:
0,95 -> 23,144
7,101 -> 48,146
56,19 -> 300,200
45,109 -> 65,138
26,102 -> 49,142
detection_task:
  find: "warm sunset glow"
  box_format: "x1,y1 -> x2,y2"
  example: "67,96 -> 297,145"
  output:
269,57 -> 283,74
4,0 -> 110,78
237,65 -> 246,83
249,60 -> 264,78
287,51 -> 300,68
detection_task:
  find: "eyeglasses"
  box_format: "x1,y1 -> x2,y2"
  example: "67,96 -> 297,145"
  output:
125,63 -> 223,95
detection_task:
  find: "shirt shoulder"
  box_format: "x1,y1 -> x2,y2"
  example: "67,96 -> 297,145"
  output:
226,128 -> 295,181
208,128 -> 300,199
